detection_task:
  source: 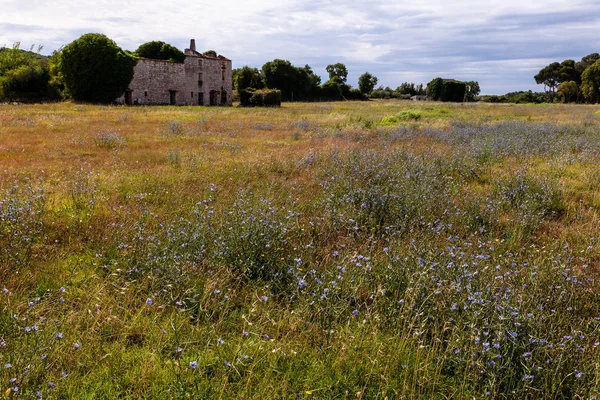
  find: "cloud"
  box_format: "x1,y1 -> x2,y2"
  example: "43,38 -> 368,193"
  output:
2,0 -> 599,94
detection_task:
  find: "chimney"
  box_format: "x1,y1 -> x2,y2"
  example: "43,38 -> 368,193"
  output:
190,39 -> 196,52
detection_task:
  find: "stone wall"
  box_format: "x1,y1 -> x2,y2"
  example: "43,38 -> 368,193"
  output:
118,49 -> 232,106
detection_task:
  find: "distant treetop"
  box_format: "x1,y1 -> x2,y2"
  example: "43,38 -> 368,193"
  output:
135,41 -> 185,63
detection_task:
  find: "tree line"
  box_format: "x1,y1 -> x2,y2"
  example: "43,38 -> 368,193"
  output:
534,53 -> 600,103
233,61 -> 379,102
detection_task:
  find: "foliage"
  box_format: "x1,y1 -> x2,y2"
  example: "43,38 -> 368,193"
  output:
463,81 -> 480,102
442,80 -> 466,102
0,43 -> 61,101
427,78 -> 466,102
427,77 -> 444,100
134,41 -> 185,63
396,82 -> 426,96
319,79 -> 344,101
575,53 -> 600,75
534,62 -> 562,102
260,60 -> 323,102
233,66 -> 262,92
60,33 -> 137,103
481,91 -> 547,104
357,72 -> 378,95
326,63 -> 348,83
581,60 -> 600,103
557,81 -> 578,103
239,88 -> 281,107
203,50 -> 217,57
261,59 -> 298,102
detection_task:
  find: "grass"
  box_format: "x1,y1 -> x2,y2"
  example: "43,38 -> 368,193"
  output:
1,99 -> 600,398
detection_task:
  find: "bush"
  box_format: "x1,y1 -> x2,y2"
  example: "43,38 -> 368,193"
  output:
239,89 -> 281,107
60,33 -> 137,103
319,80 -> 344,101
0,45 -> 61,101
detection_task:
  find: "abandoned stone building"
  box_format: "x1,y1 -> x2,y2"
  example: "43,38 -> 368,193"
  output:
120,39 -> 232,106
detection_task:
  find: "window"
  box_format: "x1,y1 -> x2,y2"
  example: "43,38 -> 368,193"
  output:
191,91 -> 194,97
221,64 -> 226,80
144,91 -> 148,97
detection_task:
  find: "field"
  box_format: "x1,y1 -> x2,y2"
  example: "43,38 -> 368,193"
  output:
1,100 -> 600,399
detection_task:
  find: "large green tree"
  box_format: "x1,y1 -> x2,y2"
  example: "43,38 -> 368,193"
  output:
464,81 -> 481,102
233,66 -> 262,92
261,59 -> 298,101
326,63 -> 348,83
576,53 -> 600,75
134,41 -> 184,63
61,33 -> 137,103
581,60 -> 600,103
534,62 -> 561,102
358,72 -> 378,95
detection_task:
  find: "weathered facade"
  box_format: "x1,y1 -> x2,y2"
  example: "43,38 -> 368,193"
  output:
120,39 -> 232,106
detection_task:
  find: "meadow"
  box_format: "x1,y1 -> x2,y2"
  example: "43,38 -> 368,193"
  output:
1,100 -> 599,399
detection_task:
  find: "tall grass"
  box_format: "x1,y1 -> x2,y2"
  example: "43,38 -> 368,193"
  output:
0,102 -> 599,398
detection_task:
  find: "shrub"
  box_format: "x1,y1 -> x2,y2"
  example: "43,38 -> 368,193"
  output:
239,89 -> 281,107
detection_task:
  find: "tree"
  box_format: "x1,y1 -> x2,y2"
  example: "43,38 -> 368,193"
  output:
358,72 -> 378,95
261,59 -> 300,101
581,60 -> 600,103
233,66 -> 262,92
464,81 -> 481,102
557,81 -> 578,103
0,43 -> 60,101
60,33 -> 136,103
534,62 -> 561,102
559,60 -> 579,84
203,50 -> 217,57
326,63 -> 348,83
576,53 -> 600,75
135,41 -> 184,63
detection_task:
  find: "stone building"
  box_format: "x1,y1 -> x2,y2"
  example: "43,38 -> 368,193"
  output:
120,39 -> 232,106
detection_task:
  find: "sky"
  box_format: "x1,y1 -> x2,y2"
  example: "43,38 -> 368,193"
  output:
2,0 -> 599,95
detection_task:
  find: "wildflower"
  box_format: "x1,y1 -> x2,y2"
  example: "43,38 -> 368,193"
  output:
56,332 -> 63,339
224,360 -> 232,367
48,382 -> 55,387
213,289 -> 220,295
243,331 -> 249,336
145,298 -> 153,306
161,329 -> 167,334
74,343 -> 80,349
260,295 -> 268,302
352,309 -> 359,316
575,370 -> 584,379
217,338 -> 225,345
522,352 -> 532,358
5,363 -> 11,369
189,361 -> 198,369
2,288 -> 8,294
59,287 -> 65,293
